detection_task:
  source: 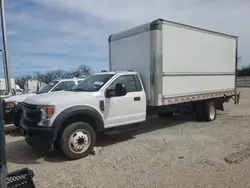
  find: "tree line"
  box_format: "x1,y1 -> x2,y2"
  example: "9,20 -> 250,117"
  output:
14,64 -> 250,90
15,65 -> 93,89
237,65 -> 250,77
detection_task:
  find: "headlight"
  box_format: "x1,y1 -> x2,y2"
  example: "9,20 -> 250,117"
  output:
4,102 -> 17,113
37,105 -> 54,127
6,102 -> 16,109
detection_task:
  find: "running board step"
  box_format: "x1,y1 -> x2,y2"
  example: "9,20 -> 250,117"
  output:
104,124 -> 144,135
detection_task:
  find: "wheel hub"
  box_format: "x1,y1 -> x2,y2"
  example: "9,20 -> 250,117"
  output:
69,131 -> 90,152
209,105 -> 216,120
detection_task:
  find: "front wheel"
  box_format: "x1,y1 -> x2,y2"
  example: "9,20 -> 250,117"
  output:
13,110 -> 22,127
60,122 -> 96,160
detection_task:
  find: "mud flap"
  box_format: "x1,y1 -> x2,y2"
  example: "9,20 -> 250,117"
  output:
214,99 -> 224,111
237,93 -> 240,104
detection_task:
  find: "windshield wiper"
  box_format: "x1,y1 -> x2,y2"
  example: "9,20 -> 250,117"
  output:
73,88 -> 86,92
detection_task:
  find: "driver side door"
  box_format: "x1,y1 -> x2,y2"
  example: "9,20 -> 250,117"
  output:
103,74 -> 146,128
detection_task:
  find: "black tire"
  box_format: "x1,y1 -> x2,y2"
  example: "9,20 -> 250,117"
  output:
203,101 -> 217,122
60,122 -> 96,160
13,110 -> 22,127
194,103 -> 204,121
4,120 -> 12,125
158,112 -> 174,118
12,104 -> 24,127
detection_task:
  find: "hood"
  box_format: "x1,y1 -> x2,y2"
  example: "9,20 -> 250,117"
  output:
24,91 -> 92,105
5,93 -> 36,103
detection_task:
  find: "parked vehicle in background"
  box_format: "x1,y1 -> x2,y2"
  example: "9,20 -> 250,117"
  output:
0,77 -> 22,96
23,79 -> 45,94
4,77 -> 85,126
15,85 -> 23,95
20,18 -> 239,160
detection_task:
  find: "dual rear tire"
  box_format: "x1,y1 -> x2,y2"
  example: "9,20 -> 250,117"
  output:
157,100 -> 217,122
195,100 -> 217,122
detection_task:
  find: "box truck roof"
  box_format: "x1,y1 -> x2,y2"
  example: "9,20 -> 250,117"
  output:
109,18 -> 237,43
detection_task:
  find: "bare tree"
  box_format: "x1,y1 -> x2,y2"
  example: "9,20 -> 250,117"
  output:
15,75 -> 33,89
15,65 -> 93,88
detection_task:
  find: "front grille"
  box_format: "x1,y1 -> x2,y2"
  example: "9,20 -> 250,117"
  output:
23,103 -> 41,126
24,103 -> 37,109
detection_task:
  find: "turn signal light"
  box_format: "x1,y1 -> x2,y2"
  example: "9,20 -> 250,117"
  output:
46,107 -> 54,115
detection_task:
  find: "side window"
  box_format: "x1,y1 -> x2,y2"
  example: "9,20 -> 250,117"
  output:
108,75 -> 137,93
53,81 -> 75,91
134,74 -> 142,91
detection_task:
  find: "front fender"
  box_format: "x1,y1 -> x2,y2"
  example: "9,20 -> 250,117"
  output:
51,105 -> 104,131
13,102 -> 24,113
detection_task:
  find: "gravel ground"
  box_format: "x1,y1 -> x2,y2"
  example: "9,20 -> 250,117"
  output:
4,88 -> 250,188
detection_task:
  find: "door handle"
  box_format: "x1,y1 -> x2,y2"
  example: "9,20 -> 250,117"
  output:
134,97 -> 141,101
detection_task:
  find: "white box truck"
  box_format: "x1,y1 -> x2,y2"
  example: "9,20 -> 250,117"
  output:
19,19 -> 239,160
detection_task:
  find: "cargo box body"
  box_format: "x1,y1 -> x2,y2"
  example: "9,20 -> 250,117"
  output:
109,19 -> 237,106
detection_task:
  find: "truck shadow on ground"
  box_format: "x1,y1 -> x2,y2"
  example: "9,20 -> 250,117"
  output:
6,114 -> 201,165
96,114 -> 198,147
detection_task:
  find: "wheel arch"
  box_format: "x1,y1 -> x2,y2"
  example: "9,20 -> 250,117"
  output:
52,105 -> 104,142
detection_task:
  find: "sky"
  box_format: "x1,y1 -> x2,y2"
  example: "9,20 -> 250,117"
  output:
0,0 -> 249,77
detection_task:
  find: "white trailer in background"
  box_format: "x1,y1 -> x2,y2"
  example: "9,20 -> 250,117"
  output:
24,79 -> 45,94
20,19 -> 239,160
0,78 -> 20,95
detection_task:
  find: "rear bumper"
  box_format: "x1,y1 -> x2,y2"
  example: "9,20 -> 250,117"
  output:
20,122 -> 59,151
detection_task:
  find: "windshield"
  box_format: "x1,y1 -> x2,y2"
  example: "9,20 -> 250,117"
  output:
37,80 -> 59,94
72,74 -> 114,92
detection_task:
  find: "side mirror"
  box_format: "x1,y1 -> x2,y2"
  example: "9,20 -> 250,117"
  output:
105,89 -> 113,98
53,87 -> 63,92
115,83 -> 126,97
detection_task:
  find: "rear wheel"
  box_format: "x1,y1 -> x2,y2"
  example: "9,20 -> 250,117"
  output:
203,101 -> 217,122
194,103 -> 204,121
60,122 -> 96,160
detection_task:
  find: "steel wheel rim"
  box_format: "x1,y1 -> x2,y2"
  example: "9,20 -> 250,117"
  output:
209,105 -> 216,120
68,129 -> 91,154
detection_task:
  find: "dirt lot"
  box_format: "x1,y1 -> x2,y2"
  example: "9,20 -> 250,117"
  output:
4,88 -> 250,188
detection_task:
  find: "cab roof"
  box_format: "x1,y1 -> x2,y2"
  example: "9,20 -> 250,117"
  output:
54,77 -> 86,82
94,70 -> 136,75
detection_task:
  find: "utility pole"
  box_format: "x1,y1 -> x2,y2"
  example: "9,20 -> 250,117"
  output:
0,99 -> 7,188
0,0 -> 8,187
0,0 -> 11,97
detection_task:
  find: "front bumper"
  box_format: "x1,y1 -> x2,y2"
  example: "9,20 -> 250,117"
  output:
20,121 -> 59,151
